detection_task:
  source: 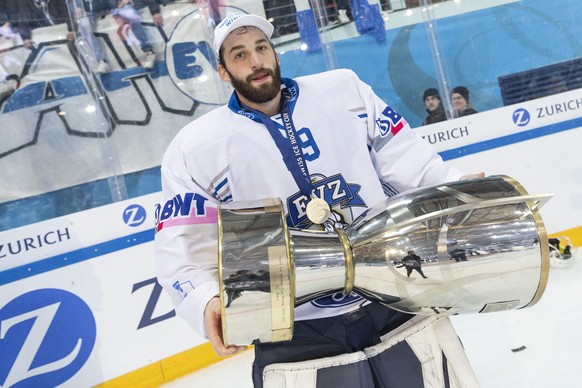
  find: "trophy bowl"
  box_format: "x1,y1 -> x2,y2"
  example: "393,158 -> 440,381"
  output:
218,175 -> 552,345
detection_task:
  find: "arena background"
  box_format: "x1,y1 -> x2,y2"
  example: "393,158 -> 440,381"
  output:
1,0 -> 581,386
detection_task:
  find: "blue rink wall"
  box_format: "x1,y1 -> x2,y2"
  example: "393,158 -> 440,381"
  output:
1,0 -> 582,386
279,0 -> 582,126
1,0 -> 582,230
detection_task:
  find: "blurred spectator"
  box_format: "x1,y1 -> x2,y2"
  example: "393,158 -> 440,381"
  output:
0,8 -> 20,99
336,0 -> 352,24
133,0 -> 165,27
70,0 -> 117,73
451,85 -> 478,117
194,0 -> 223,29
5,0 -> 73,49
263,0 -> 298,37
1,7 -> 11,27
421,87 -> 447,126
111,0 -> 165,69
1,20 -> 22,46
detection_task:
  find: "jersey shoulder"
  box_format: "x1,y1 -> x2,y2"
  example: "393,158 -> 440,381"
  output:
294,69 -> 365,100
296,68 -> 360,85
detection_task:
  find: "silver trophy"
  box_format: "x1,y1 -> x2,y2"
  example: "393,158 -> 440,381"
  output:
218,176 -> 552,345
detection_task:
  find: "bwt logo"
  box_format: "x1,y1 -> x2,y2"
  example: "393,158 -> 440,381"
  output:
0,289 -> 96,387
123,204 -> 147,227
512,108 -> 531,127
221,14 -> 243,27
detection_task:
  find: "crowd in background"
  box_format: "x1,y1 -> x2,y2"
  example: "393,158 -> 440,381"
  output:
421,85 -> 478,126
2,0 -> 469,121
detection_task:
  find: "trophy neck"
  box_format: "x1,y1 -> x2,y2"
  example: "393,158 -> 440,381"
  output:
289,228 -> 350,305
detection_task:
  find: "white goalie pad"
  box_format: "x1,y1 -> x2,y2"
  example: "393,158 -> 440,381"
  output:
263,350 -> 374,388
367,315 -> 480,388
263,316 -> 479,388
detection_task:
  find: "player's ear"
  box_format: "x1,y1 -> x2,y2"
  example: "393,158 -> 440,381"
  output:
218,64 -> 230,83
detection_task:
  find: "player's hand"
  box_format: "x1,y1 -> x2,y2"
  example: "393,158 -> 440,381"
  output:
204,296 -> 247,356
23,39 -> 35,49
152,13 -> 163,27
459,172 -> 485,180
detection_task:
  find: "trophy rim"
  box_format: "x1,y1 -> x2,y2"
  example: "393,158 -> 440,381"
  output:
336,227 -> 354,295
499,175 -> 550,308
274,198 -> 296,341
217,202 -> 228,344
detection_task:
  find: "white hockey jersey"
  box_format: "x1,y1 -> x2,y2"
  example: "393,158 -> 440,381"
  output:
155,69 -> 462,338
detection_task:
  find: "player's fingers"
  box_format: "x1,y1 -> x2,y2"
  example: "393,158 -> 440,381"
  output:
460,172 -> 485,180
204,297 -> 248,356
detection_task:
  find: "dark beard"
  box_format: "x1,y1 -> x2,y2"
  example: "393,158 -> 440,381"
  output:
226,63 -> 282,104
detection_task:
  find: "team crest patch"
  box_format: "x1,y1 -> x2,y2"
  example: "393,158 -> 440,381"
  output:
376,105 -> 406,137
286,174 -> 366,228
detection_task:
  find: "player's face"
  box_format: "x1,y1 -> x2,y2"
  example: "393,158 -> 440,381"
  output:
218,27 -> 281,105
451,93 -> 467,111
424,96 -> 441,111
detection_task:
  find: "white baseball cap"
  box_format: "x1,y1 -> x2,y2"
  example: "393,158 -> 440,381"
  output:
213,14 -> 274,57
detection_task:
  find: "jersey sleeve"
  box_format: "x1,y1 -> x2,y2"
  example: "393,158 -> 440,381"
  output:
154,139 -> 221,338
353,74 -> 463,192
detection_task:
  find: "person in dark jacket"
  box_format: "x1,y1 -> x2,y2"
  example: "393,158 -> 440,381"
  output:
4,0 -> 73,48
70,0 -> 117,73
451,85 -> 478,117
421,87 -> 447,126
402,250 -> 428,279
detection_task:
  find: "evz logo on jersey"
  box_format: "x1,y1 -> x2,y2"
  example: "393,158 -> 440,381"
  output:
376,105 -> 406,137
286,174 -> 365,227
0,289 -> 96,387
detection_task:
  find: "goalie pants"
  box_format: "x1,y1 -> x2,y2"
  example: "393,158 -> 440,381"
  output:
252,303 -> 414,388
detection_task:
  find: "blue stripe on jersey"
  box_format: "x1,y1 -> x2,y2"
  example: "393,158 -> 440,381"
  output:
213,177 -> 228,196
381,181 -> 399,197
358,113 -> 368,118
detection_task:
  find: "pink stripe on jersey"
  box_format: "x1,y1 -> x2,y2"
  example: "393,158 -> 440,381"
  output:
157,207 -> 218,232
391,118 -> 407,135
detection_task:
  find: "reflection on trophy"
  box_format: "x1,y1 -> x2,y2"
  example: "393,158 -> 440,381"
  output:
218,176 -> 552,346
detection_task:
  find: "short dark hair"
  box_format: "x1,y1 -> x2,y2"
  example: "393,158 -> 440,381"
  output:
423,88 -> 440,101
452,86 -> 469,101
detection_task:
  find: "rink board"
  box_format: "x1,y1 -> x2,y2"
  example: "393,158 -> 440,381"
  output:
0,194 -> 206,387
1,86 -> 581,386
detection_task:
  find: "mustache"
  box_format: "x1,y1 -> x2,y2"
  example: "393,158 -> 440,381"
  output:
246,68 -> 274,82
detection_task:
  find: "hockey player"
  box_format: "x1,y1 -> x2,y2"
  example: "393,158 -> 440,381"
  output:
155,13 -> 484,388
